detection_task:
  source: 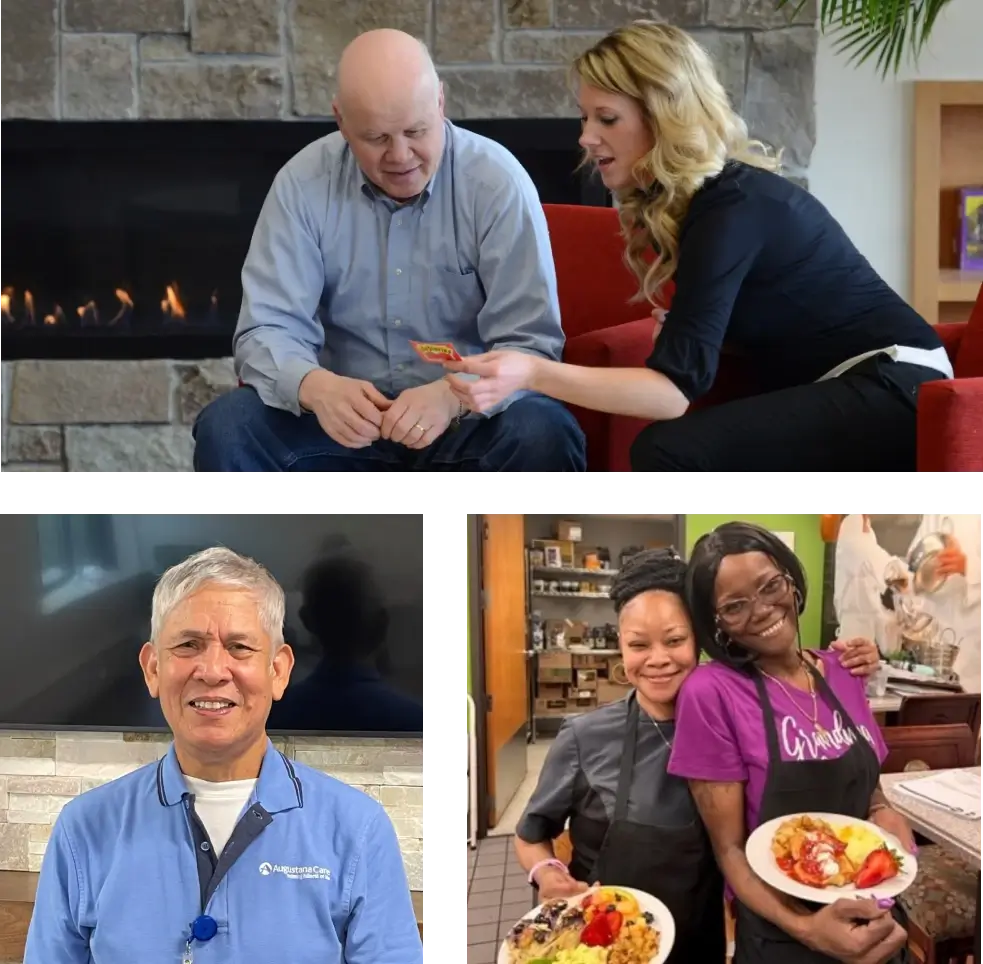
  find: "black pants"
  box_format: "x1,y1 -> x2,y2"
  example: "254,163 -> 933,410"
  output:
630,356 -> 945,472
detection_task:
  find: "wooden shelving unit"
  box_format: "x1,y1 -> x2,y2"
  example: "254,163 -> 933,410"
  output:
523,514 -> 685,741
911,81 -> 983,325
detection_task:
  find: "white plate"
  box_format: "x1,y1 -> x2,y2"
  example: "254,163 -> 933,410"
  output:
496,885 -> 675,964
746,812 -> 918,904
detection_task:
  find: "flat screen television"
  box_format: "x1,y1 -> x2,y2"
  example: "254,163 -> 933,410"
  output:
0,515 -> 423,737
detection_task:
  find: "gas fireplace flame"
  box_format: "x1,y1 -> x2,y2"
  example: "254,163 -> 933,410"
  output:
3,287 -> 53,325
161,282 -> 186,321
0,290 -> 10,321
2,280 -> 214,328
76,300 -> 99,325
108,289 -> 134,326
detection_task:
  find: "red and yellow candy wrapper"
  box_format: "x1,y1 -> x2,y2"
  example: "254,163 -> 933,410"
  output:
410,340 -> 463,363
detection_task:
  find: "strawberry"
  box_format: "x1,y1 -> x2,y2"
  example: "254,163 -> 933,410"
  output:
580,913 -> 613,947
606,909 -> 624,939
855,846 -> 901,889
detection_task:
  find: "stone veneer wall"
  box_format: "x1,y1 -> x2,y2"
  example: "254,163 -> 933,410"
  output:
2,359 -> 237,471
1,0 -> 817,471
0,730 -> 423,889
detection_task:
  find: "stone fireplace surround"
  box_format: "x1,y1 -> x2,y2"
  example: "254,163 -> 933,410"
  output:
0,0 -> 817,472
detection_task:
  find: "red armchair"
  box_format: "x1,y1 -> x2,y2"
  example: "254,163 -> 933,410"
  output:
917,288 -> 983,471
544,203 -> 659,472
544,203 -> 983,472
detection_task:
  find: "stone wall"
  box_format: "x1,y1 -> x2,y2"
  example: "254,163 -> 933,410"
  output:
1,359 -> 235,471
2,0 -> 817,168
1,0 -> 817,471
0,730 -> 423,888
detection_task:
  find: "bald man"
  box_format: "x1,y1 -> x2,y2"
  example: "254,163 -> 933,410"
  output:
193,29 -> 586,472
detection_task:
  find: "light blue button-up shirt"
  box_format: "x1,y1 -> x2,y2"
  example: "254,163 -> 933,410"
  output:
234,120 -> 565,416
25,740 -> 422,964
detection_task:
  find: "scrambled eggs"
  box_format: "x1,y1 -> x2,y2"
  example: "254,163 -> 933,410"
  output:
835,824 -> 884,866
552,948 -> 610,964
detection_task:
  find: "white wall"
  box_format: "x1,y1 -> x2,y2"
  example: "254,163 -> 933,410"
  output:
809,0 -> 983,301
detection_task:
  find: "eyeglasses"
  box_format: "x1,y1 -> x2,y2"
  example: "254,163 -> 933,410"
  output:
715,573 -> 794,628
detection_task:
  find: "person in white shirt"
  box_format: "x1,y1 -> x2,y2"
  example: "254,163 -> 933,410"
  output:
905,515 -> 981,694
834,514 -> 904,653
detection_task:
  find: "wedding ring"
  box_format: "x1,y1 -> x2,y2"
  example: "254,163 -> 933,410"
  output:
414,423 -> 426,434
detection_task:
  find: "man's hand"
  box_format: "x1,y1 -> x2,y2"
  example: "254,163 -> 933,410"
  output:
380,380 -> 458,449
298,369 -> 390,449
935,536 -> 967,577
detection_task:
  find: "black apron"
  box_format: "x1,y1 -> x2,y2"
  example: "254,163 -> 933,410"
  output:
576,694 -> 725,964
733,662 -> 908,964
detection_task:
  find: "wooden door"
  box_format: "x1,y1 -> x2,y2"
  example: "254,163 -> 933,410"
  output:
481,515 -> 529,827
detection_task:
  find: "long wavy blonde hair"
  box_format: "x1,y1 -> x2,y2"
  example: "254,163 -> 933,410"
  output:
571,21 -> 781,306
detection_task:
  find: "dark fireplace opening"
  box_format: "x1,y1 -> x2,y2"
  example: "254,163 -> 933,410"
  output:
1,119 -> 605,362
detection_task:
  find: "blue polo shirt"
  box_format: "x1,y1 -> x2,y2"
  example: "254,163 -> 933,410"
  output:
25,740 -> 422,964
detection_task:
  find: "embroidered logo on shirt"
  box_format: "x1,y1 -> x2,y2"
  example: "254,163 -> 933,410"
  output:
258,861 -> 332,881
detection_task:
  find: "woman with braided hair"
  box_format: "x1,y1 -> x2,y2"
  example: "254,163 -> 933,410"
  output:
669,522 -> 913,964
513,546 -> 880,963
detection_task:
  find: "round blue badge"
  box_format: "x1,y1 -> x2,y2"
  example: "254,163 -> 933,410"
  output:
191,915 -> 218,942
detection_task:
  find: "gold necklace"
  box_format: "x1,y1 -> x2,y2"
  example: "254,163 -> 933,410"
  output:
759,660 -> 829,737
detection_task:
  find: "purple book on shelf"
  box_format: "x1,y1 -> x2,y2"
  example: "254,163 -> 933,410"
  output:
958,187 -> 983,271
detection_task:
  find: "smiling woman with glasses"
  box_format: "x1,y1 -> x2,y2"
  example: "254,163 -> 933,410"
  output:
714,571 -> 796,630
667,522 -> 915,964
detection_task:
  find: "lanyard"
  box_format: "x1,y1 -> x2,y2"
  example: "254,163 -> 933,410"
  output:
181,915 -> 218,963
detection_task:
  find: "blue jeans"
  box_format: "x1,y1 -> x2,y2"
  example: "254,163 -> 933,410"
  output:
192,387 -> 587,471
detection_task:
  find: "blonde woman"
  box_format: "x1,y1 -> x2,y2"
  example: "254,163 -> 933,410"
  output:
443,22 -> 951,472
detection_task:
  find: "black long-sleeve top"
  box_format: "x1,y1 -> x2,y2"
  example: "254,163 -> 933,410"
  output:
646,162 -> 946,400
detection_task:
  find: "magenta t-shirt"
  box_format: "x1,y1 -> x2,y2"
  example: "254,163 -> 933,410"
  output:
668,650 -> 888,834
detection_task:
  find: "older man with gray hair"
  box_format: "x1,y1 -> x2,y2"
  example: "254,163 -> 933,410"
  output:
25,547 -> 422,964
192,27 -> 586,472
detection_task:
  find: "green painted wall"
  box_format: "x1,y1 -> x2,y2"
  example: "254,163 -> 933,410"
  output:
685,515 -> 825,648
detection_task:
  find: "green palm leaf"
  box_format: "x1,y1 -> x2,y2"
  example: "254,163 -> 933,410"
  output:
774,0 -> 954,76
